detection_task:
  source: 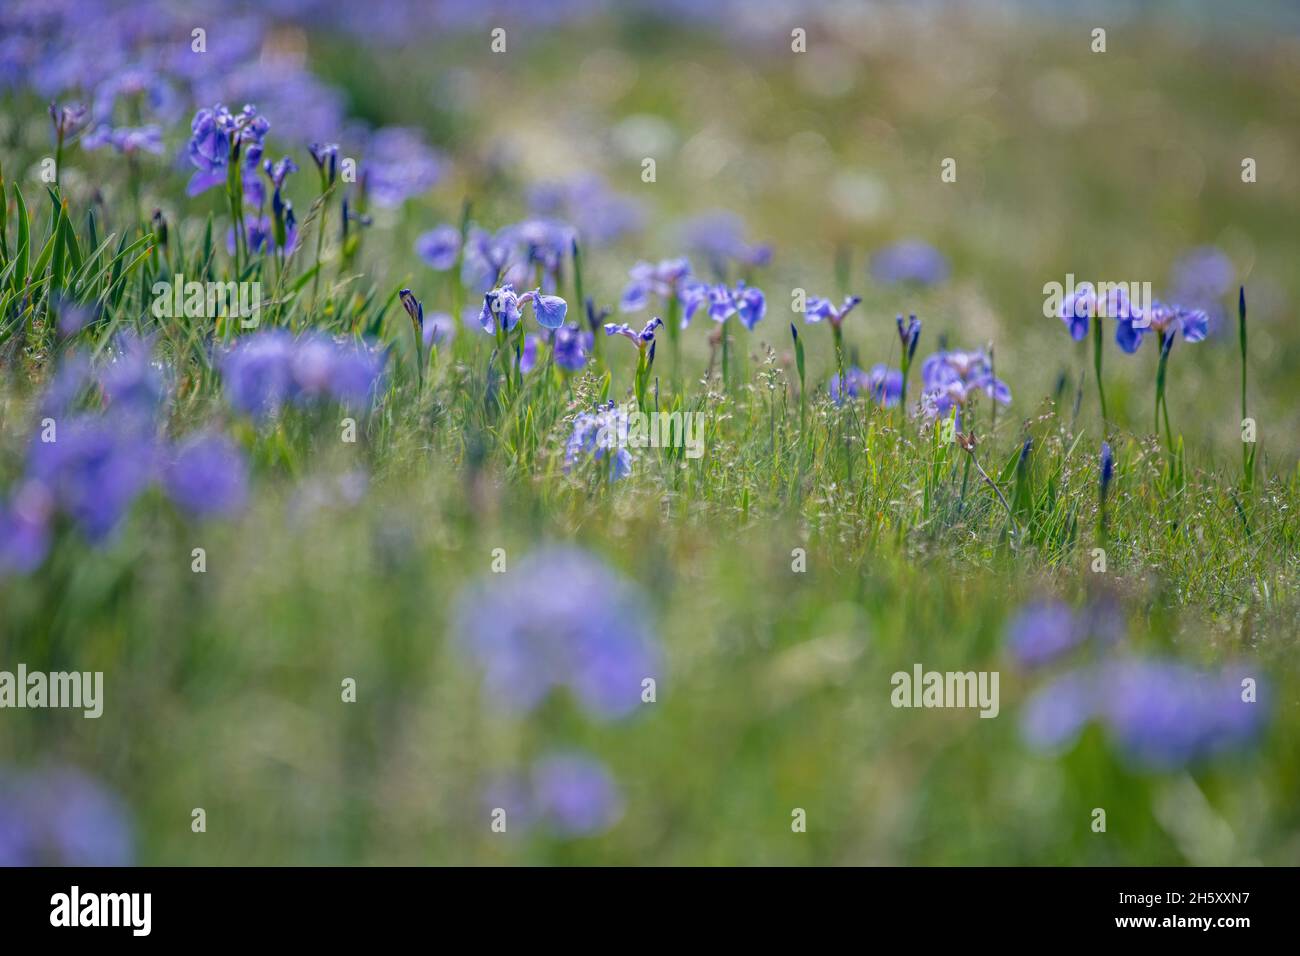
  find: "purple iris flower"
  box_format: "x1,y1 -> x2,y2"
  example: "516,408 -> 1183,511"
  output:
526,288 -> 568,330
415,225 -> 461,271
186,104 -> 270,196
162,432 -> 249,519
604,317 -> 662,347
705,284 -> 736,323
804,295 -> 861,327
1059,282 -> 1096,341
25,415 -> 154,542
532,753 -> 625,837
480,285 -> 522,334
0,766 -> 134,866
264,155 -> 297,189
308,141 -> 340,185
452,545 -> 660,718
919,348 -> 1010,421
870,240 -> 949,286
733,282 -> 766,330
897,314 -> 922,360
552,324 -> 593,372
1095,286 -> 1146,353
567,401 -> 634,481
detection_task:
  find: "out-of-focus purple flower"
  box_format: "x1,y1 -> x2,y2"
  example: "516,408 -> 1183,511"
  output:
1021,669 -> 1096,753
1021,658 -> 1267,770
865,364 -> 903,407
804,294 -> 860,328
222,332 -> 385,417
49,101 -> 88,140
308,141 -> 340,186
528,174 -> 644,245
828,368 -> 863,404
604,317 -> 662,347
221,331 -> 297,419
1099,660 -> 1266,770
363,126 -> 442,207
461,226 -> 519,292
567,401 -> 634,481
1170,246 -> 1233,331
291,334 -> 386,408
422,312 -> 457,348
162,432 -> 248,520
453,545 -> 660,718
1005,600 -> 1087,669
98,332 -> 166,422
415,225 -> 461,271
871,240 -> 949,286
919,348 -> 1010,421
0,483 -> 53,577
0,766 -> 134,866
518,334 -> 541,374
532,753 -> 625,837
552,324 -> 592,372
1100,442 -> 1115,499
508,219 -> 574,286
81,124 -> 164,156
25,415 -> 153,542
679,210 -> 768,272
830,365 -> 901,407
620,258 -> 694,314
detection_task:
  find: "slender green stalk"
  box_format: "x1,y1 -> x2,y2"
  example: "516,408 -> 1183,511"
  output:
1092,314 -> 1108,430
